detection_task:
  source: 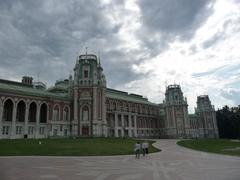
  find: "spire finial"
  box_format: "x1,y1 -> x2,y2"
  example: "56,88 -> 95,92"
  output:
98,51 -> 101,65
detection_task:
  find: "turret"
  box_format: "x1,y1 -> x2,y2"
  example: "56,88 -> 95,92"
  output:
72,53 -> 107,137
164,84 -> 190,138
196,95 -> 218,138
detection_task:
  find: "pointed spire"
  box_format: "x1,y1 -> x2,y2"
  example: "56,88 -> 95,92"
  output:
98,51 -> 101,66
85,47 -> 88,59
76,51 -> 79,63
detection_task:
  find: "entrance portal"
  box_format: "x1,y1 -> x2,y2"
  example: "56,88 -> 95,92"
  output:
82,126 -> 89,136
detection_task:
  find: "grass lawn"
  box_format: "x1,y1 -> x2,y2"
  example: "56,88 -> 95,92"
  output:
177,139 -> 240,156
0,138 -> 160,156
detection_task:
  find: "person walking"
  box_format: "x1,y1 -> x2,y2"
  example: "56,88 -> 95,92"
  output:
134,142 -> 141,159
141,142 -> 146,156
144,141 -> 149,154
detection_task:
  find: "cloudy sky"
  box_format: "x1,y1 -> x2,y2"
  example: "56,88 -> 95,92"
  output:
0,0 -> 239,112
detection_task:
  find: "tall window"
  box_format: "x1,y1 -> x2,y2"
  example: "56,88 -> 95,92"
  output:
16,101 -> 25,122
63,106 -> 69,121
82,106 -> 89,121
29,102 -> 37,122
40,103 -> 47,123
84,70 -> 88,78
53,105 -> 60,121
3,99 -> 13,121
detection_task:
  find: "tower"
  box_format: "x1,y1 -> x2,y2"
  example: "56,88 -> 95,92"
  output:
164,85 -> 190,138
72,53 -> 107,137
196,95 -> 219,138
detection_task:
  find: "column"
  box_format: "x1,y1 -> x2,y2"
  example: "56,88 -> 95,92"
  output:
203,112 -> 208,137
101,88 -> 107,136
114,113 -> 118,137
172,106 -> 176,128
102,88 -> 106,123
0,103 -> 3,138
11,104 -> 17,138
24,104 -> 29,135
121,114 -> 124,137
74,88 -> 78,136
134,115 -> 137,137
128,115 -> 132,137
93,87 -> 97,121
35,104 -> 40,138
183,106 -> 189,137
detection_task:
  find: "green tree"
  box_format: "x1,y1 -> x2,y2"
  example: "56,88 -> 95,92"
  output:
216,105 -> 240,139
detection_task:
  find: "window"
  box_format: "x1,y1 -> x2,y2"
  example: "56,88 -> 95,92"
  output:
82,106 -> 89,121
84,70 -> 88,78
118,115 -> 122,126
53,129 -> 57,136
2,126 -> 9,135
131,116 -> 135,127
40,127 -> 45,135
60,125 -> 63,131
28,126 -> 34,135
63,107 -> 69,121
118,129 -> 121,137
64,129 -> 68,136
53,106 -> 60,121
16,126 -> 22,135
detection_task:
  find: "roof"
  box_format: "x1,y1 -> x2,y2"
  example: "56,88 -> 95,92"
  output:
0,79 -> 157,105
0,80 -> 70,101
188,114 -> 198,119
106,88 -> 156,105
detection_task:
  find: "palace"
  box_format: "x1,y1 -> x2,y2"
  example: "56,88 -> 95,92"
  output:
0,54 -> 219,139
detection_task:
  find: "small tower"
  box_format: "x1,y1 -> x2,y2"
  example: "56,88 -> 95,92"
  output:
72,53 -> 107,137
22,76 -> 33,86
164,85 -> 190,138
196,95 -> 219,138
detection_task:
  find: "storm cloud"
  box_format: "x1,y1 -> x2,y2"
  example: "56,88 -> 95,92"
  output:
0,0 -> 239,111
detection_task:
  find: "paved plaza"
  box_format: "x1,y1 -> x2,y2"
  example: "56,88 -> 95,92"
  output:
0,139 -> 240,180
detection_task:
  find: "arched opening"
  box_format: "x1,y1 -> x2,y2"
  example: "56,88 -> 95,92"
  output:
29,102 -> 37,122
106,99 -> 110,110
53,105 -> 60,121
138,105 -> 141,114
63,106 -> 69,121
3,99 -> 13,121
82,106 -> 89,121
16,100 -> 25,122
113,102 -> 116,110
40,103 -> 47,123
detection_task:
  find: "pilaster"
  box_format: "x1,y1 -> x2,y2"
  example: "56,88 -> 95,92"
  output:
121,113 -> 124,137
11,104 -> 17,138
134,115 -> 137,137
128,114 -> 132,137
35,104 -> 40,138
24,104 -> 29,135
102,88 -> 106,124
93,87 -> 97,121
0,104 -> 3,138
114,113 -> 118,137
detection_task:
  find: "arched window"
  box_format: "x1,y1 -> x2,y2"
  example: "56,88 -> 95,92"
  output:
53,105 -> 60,121
138,105 -> 141,114
16,100 -> 26,122
106,99 -> 110,110
40,103 -> 47,123
126,103 -> 129,112
29,102 -> 37,122
3,99 -> 14,121
113,102 -> 116,110
82,106 -> 89,121
63,106 -> 69,121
